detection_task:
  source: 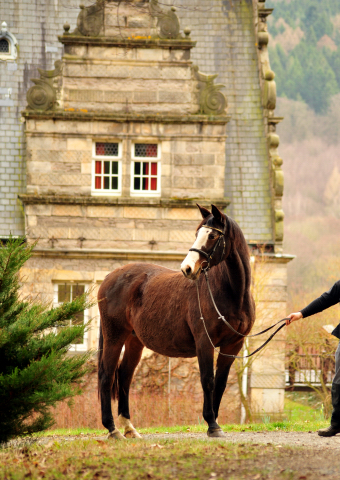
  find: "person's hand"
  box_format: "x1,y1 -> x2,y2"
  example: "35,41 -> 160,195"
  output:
286,312 -> 303,326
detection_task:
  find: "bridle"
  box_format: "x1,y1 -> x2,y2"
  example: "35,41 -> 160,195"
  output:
189,224 -> 226,272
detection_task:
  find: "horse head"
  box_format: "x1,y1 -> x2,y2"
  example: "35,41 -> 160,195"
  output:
181,204 -> 229,280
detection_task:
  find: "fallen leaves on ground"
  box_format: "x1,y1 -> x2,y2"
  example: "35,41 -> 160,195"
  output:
0,437 -> 339,480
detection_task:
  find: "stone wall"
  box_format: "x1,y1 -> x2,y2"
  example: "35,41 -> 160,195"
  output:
61,44 -> 200,115
23,119 -> 226,200
22,202 -> 204,251
249,255 -> 290,415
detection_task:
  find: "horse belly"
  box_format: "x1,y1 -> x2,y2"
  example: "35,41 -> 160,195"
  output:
133,314 -> 196,358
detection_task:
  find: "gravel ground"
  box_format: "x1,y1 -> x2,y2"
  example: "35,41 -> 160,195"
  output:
22,430 -> 340,449
145,430 -> 340,448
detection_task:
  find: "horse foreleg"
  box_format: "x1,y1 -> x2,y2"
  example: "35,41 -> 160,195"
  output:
99,339 -> 126,440
197,343 -> 225,438
117,335 -> 144,438
213,339 -> 244,421
213,362 -> 232,421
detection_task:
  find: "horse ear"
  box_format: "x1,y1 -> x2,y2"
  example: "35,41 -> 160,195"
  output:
211,204 -> 225,225
196,203 -> 211,219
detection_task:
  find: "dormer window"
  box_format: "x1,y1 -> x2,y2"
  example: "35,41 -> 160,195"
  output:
0,22 -> 18,61
0,38 -> 9,53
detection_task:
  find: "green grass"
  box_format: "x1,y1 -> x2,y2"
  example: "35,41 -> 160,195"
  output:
40,419 -> 328,439
0,437 -> 326,480
36,394 -> 327,438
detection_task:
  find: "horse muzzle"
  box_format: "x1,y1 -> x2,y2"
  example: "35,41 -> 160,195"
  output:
180,263 -> 202,280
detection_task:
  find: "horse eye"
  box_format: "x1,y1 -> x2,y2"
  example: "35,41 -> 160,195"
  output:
208,234 -> 216,240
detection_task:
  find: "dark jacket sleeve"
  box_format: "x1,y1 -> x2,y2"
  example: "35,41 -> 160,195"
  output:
300,281 -> 340,318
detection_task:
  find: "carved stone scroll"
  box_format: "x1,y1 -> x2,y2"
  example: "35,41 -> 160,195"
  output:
76,1 -> 104,37
150,1 -> 180,39
194,67 -> 227,115
26,61 -> 62,111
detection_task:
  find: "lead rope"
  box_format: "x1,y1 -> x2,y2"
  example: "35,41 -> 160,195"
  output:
195,277 -> 288,359
204,270 -> 287,338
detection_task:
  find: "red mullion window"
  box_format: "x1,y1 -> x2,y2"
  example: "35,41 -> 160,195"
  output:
150,162 -> 157,190
95,160 -> 102,189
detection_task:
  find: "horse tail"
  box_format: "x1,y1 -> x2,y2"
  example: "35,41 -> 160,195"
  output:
97,323 -> 104,399
97,322 -> 120,401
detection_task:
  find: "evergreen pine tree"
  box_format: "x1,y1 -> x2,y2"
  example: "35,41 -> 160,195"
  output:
0,238 -> 94,444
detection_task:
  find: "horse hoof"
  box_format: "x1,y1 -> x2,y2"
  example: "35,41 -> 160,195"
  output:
207,429 -> 226,438
125,429 -> 142,439
108,429 -> 126,441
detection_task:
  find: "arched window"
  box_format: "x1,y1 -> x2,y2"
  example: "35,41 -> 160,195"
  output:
0,22 -> 18,61
0,37 -> 9,53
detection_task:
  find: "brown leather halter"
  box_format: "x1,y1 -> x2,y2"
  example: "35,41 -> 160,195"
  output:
189,225 -> 226,272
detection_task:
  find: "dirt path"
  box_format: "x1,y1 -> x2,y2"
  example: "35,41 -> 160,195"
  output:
144,430 -> 340,448
31,430 -> 340,449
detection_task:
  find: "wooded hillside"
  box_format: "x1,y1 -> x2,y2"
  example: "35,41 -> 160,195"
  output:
268,0 -> 340,113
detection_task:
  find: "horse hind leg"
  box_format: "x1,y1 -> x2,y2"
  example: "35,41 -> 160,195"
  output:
98,334 -> 127,441
117,334 -> 144,438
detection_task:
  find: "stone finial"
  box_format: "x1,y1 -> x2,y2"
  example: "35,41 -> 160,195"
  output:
1,21 -> 7,35
63,22 -> 70,34
184,27 -> 191,38
194,67 -> 227,115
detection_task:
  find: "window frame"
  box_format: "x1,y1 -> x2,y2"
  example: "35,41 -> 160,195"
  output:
53,283 -> 89,352
0,24 -> 18,61
130,142 -> 161,197
91,141 -> 122,196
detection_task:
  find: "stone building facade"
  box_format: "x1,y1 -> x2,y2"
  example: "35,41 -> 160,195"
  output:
0,0 -> 291,419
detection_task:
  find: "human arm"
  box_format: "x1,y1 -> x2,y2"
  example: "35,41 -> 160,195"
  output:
285,280 -> 340,326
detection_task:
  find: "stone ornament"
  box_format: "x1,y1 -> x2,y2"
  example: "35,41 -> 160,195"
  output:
257,0 -> 285,243
77,1 -> 104,37
194,67 -> 227,115
150,1 -> 180,39
158,7 -> 180,39
26,61 -> 62,111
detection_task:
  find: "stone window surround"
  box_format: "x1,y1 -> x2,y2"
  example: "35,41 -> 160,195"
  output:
91,141 -> 122,196
130,142 -> 161,197
53,282 -> 89,352
0,22 -> 18,61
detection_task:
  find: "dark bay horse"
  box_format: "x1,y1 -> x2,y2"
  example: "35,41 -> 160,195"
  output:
98,204 -> 255,439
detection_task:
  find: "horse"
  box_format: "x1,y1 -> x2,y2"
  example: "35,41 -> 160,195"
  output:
97,204 -> 255,439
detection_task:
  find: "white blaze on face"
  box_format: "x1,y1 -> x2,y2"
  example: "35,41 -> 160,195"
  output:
181,227 -> 213,279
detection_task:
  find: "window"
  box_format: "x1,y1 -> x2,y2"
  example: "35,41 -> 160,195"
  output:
131,143 -> 161,196
0,23 -> 18,61
0,38 -> 9,53
53,283 -> 88,352
92,142 -> 122,195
